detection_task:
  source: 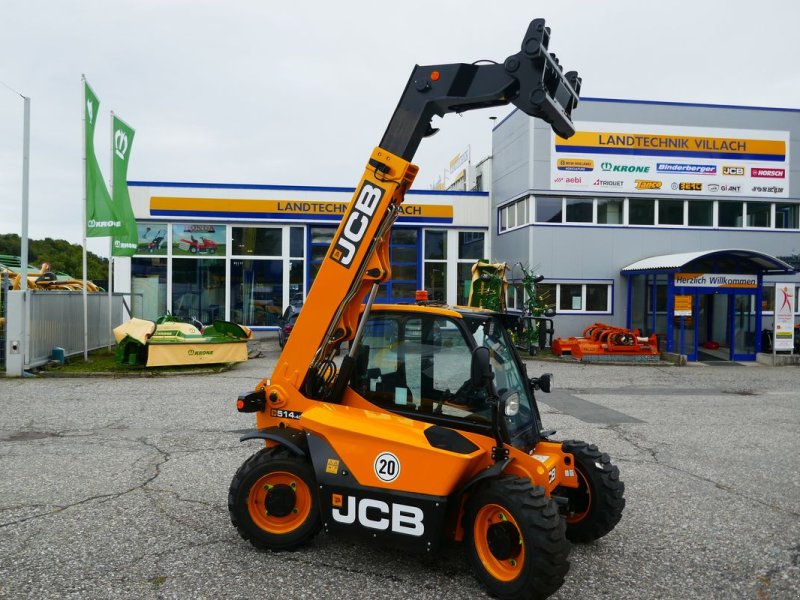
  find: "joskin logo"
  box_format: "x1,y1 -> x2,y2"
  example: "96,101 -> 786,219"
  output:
601,162 -> 650,173
635,180 -> 662,190
331,182 -> 385,267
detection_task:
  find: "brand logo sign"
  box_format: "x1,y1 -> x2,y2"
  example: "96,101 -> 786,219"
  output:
114,130 -> 130,160
671,182 -> 702,191
557,158 -> 594,172
752,185 -> 784,194
601,162 -> 650,173
635,180 -> 662,190
331,495 -> 424,536
751,167 -> 785,178
593,179 -> 623,187
722,166 -> 745,176
87,219 -> 122,229
331,182 -> 385,267
656,163 -> 716,175
552,176 -> 583,184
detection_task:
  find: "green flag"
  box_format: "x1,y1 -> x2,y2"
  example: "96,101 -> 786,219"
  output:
111,115 -> 137,256
84,80 -> 117,237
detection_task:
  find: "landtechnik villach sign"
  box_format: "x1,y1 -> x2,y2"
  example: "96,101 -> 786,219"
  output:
551,122 -> 789,198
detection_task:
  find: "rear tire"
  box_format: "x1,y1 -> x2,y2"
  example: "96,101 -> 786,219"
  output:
229,447 -> 321,550
557,440 -> 625,543
464,477 -> 570,600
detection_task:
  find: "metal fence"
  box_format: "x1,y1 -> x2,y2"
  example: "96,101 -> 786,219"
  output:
26,291 -> 124,368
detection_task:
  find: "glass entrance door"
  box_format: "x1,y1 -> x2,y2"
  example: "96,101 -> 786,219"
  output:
731,293 -> 757,360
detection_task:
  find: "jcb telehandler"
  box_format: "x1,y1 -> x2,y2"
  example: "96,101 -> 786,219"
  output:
230,18 -> 624,600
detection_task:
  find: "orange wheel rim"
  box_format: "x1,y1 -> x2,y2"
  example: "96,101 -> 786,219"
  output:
566,468 -> 592,524
248,471 -> 312,534
473,503 -> 525,582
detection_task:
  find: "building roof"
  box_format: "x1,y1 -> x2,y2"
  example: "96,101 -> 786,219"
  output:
620,249 -> 796,275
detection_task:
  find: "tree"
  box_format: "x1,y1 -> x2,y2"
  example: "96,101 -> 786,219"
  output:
0,233 -> 108,283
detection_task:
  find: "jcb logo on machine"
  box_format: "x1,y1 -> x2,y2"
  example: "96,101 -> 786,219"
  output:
722,166 -> 745,176
331,494 -> 424,536
331,182 -> 385,267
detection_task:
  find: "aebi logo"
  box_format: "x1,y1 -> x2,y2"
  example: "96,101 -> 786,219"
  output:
331,494 -> 424,536
331,182 -> 385,267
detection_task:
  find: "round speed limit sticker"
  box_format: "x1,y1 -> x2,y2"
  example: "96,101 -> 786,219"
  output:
374,452 -> 401,483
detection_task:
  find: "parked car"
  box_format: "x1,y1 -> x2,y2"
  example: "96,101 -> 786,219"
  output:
277,304 -> 302,348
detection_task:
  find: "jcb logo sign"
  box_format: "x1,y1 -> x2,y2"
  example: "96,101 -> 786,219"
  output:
722,166 -> 745,176
331,494 -> 424,536
331,182 -> 385,267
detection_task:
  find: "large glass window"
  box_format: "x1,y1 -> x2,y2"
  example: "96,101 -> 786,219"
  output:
658,199 -> 684,226
309,227 -> 335,285
688,201 -> 714,226
629,199 -> 655,225
232,227 -> 281,256
559,284 -> 583,311
719,201 -> 744,227
775,203 -> 800,229
536,197 -> 562,223
172,258 -> 225,324
230,259 -> 283,326
131,257 -> 167,321
597,198 -> 623,224
458,231 -> 485,260
586,284 -> 610,311
746,202 -> 771,228
424,230 -> 447,302
565,198 -> 593,223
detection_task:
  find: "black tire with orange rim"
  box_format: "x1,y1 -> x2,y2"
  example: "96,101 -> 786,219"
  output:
557,440 -> 625,543
464,477 -> 570,600
229,447 -> 321,550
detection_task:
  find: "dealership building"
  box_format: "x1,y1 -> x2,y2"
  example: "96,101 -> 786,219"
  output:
493,98 -> 799,361
117,97 -> 799,362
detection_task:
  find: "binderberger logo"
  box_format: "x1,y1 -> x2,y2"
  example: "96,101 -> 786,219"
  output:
331,182 -> 385,267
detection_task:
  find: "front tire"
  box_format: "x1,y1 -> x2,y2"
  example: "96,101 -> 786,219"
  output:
557,440 -> 625,543
229,447 -> 321,550
464,477 -> 570,600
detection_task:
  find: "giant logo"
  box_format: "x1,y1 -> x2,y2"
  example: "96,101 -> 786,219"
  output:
331,494 -> 424,536
331,182 -> 385,267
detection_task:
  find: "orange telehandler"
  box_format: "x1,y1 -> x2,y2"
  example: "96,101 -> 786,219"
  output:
229,19 -> 624,600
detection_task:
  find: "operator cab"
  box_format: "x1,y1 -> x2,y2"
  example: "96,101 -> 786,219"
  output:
350,308 -> 544,452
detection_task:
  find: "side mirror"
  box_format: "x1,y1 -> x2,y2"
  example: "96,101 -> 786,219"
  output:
470,346 -> 494,389
544,307 -> 556,318
532,373 -> 554,393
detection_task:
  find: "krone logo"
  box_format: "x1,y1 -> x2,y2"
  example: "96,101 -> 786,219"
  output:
331,182 -> 385,267
114,130 -> 129,160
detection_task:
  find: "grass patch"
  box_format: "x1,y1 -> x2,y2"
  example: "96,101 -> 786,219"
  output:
40,347 -> 234,375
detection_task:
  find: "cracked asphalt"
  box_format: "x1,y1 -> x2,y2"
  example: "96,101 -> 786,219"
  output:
1,342 -> 798,600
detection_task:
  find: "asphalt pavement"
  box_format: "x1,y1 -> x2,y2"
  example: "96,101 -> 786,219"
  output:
1,342 -> 798,599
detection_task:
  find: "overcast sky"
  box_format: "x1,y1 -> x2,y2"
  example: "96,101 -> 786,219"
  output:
1,0 -> 798,255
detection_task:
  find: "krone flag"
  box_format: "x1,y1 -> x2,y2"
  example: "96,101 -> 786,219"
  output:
111,115 -> 137,256
84,80 -> 117,237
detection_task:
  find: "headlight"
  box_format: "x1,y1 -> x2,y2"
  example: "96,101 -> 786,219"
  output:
504,392 -> 520,416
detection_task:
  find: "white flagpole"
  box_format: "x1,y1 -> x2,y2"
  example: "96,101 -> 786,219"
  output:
82,75 -> 88,361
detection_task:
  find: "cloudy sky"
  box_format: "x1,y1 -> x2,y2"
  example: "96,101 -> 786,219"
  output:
1,0 -> 798,255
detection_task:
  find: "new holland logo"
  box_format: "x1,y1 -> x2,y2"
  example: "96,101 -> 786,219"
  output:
635,180 -> 662,190
331,182 -> 385,267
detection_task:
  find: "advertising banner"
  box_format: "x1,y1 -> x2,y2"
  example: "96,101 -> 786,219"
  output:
552,122 -> 790,199
136,223 -> 168,255
773,283 -> 796,351
172,224 -> 226,256
111,115 -> 138,256
84,80 -> 117,237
